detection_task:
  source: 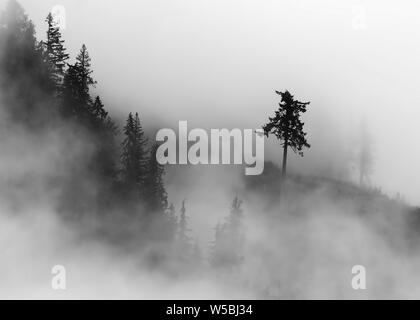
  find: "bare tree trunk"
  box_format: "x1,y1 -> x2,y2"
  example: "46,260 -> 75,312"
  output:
282,143 -> 288,178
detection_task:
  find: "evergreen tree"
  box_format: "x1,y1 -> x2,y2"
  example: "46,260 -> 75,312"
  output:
263,90 -> 310,177
44,12 -> 68,90
75,44 -> 95,99
144,143 -> 168,212
120,112 -> 149,200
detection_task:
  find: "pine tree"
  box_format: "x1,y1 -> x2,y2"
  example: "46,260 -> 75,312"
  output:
44,12 -> 68,90
144,143 -> 168,212
120,112 -> 149,200
263,90 -> 310,178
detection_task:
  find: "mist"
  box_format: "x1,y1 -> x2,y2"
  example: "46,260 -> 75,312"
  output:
1,0 -> 420,300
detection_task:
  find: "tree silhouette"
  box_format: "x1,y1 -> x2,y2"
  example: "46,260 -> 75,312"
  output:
263,90 -> 310,177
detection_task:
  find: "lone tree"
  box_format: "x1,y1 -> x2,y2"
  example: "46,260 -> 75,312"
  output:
263,90 -> 310,177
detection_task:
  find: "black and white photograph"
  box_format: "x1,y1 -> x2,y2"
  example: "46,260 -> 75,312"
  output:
0,0 -> 420,307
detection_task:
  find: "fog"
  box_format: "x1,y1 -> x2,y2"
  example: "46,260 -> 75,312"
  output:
1,0 -> 420,299
10,0 -> 420,205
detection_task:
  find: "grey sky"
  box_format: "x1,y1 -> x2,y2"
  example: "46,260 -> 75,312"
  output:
4,0 -> 420,205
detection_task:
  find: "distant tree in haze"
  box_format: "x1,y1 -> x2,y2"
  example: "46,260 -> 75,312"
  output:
143,143 -> 168,213
210,196 -> 245,268
178,200 -> 191,251
263,90 -> 310,178
120,112 -> 149,201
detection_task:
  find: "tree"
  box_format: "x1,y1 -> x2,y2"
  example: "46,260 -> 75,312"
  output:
263,90 -> 310,177
75,44 -> 96,97
44,12 -> 68,91
120,112 -> 149,200
144,143 -> 168,213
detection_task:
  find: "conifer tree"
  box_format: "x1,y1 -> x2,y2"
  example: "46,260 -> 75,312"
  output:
75,44 -> 95,100
263,90 -> 310,177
